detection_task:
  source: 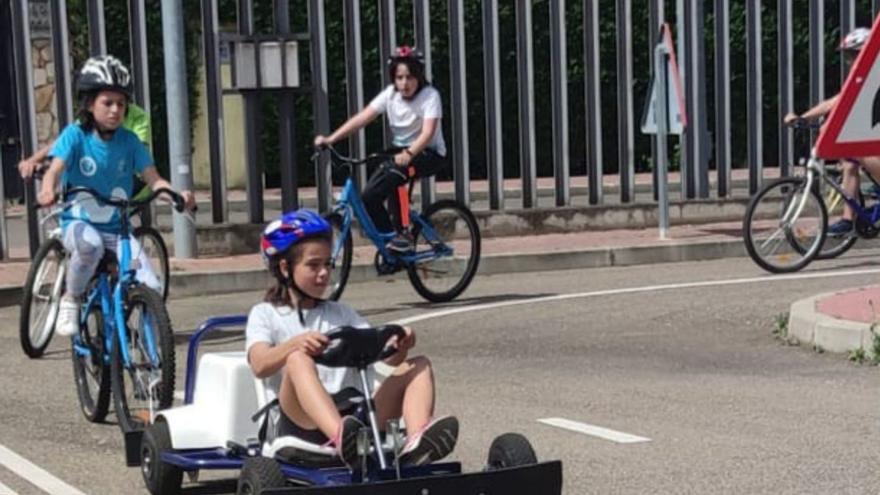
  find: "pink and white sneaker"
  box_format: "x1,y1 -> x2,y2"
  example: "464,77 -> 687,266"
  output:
399,415 -> 459,466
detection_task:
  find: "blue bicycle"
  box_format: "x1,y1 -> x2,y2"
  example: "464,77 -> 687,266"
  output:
317,145 -> 480,303
67,186 -> 185,436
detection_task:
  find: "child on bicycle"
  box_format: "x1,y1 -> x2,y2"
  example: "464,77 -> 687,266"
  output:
784,27 -> 880,236
36,55 -> 195,337
314,45 -> 446,253
245,209 -> 458,468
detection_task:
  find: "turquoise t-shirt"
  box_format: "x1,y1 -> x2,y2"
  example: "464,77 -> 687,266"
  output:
50,123 -> 152,233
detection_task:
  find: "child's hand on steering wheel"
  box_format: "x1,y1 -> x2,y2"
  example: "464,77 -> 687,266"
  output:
294,331 -> 329,357
388,326 -> 416,354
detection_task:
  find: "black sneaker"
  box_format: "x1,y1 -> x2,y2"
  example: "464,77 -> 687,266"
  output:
827,219 -> 854,237
399,416 -> 459,466
334,415 -> 365,469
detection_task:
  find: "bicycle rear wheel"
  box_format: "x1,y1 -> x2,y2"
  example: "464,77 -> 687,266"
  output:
743,177 -> 827,273
111,284 -> 175,431
325,213 -> 352,301
133,226 -> 170,301
407,200 -> 481,302
19,238 -> 65,358
72,299 -> 111,422
811,170 -> 859,259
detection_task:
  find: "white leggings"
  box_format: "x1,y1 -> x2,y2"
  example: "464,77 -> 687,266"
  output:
62,221 -> 161,297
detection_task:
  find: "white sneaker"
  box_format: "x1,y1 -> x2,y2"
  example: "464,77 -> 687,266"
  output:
399,415 -> 459,465
56,298 -> 80,337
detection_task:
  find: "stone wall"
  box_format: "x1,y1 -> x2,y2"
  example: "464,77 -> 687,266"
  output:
29,0 -> 58,148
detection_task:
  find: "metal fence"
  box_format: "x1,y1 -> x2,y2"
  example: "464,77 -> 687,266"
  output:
8,0 -> 880,255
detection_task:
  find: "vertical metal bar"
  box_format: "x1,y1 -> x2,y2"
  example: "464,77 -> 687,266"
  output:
676,0 -> 690,200
161,0 -> 197,257
201,0 -> 228,223
344,0 -> 367,191
691,1 -> 709,198
240,0 -> 263,223
87,0 -> 106,56
616,0 -> 634,203
483,0 -> 504,211
52,0 -> 74,127
875,0 -> 880,17
310,0 -> 331,212
129,0 -> 150,112
276,0 -> 298,212
413,0 -> 435,210
840,1 -> 855,84
550,0 -> 569,206
655,44 -> 670,239
0,150 -> 6,259
448,0 -> 469,205
649,0 -> 665,201
778,0 -> 793,178
12,0 -> 40,256
379,0 -> 396,147
809,0 -> 824,143
516,0 -> 536,208
584,0 -> 603,205
747,0 -> 763,194
715,0 -> 731,195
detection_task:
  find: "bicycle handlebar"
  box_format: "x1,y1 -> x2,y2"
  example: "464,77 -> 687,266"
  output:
312,144 -> 395,168
64,186 -> 187,213
786,118 -> 823,131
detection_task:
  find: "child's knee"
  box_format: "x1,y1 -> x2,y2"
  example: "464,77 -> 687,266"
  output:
286,349 -> 315,369
69,224 -> 105,263
403,355 -> 433,375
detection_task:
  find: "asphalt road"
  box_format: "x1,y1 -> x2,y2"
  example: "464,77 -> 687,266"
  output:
2,253 -> 879,494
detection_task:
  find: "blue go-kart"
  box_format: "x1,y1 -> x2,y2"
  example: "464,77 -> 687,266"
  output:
138,316 -> 563,494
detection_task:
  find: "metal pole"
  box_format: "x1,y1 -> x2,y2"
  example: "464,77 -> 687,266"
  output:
276,0 -> 298,212
344,0 -> 367,190
809,0 -> 824,143
747,0 -> 763,194
0,147 -> 7,259
87,0 -> 106,56
483,0 -> 504,211
448,0 -> 469,205
649,0 -> 665,201
11,0 -> 40,256
655,44 -> 670,240
840,1 -> 855,84
778,0 -> 793,178
550,0 -> 569,206
692,1 -> 709,198
379,0 -> 396,148
715,0 -> 731,195
413,0 -> 435,210
52,0 -> 74,127
129,0 -> 150,112
201,0 -> 228,223
310,0 -> 331,212
161,0 -> 196,258
616,0 -> 634,203
516,0 -> 537,208
675,0 -> 691,200
584,0 -> 603,205
239,0 -> 263,223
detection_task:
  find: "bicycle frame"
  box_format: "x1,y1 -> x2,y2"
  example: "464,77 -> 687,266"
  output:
804,155 -> 880,227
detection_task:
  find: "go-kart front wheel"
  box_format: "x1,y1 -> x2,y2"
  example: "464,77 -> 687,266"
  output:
141,420 -> 182,495
238,457 -> 286,495
487,433 -> 538,469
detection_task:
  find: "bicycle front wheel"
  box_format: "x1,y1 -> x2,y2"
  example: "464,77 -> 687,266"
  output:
111,285 -> 175,431
72,301 -> 111,422
133,226 -> 170,301
325,213 -> 352,301
407,200 -> 481,302
743,177 -> 827,273
19,238 -> 65,358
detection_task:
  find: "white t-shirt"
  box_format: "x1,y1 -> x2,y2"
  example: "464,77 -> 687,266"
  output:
368,84 -> 446,157
245,301 -> 372,408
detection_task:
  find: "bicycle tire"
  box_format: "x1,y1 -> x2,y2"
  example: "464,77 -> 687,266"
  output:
72,300 -> 111,422
19,238 -> 66,358
111,284 -> 175,431
808,174 -> 859,260
325,213 -> 353,302
407,200 -> 481,302
743,177 -> 827,273
133,226 -> 170,301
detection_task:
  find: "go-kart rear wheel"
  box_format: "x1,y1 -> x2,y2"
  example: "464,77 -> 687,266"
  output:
238,457 -> 286,495
141,420 -> 182,495
487,433 -> 538,469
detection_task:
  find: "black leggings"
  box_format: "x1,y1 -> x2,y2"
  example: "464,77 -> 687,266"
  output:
362,148 -> 446,233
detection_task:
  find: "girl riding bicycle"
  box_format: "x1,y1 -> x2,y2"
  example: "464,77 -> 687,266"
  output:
37,55 -> 195,337
314,45 -> 446,253
245,209 -> 458,469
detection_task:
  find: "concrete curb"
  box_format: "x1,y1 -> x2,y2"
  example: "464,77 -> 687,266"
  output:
788,294 -> 876,354
0,239 -> 747,307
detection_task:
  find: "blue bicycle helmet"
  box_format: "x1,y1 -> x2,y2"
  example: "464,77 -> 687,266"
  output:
260,209 -> 332,261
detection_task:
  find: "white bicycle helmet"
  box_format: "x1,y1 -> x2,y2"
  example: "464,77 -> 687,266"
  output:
76,55 -> 132,97
839,27 -> 870,51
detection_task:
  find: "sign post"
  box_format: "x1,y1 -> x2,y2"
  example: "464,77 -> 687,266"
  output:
642,23 -> 687,239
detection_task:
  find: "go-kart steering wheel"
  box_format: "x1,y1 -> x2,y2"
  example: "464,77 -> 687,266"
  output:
314,325 -> 406,369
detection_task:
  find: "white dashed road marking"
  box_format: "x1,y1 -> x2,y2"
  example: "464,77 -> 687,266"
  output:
538,417 -> 651,444
0,445 -> 86,495
0,479 -> 18,495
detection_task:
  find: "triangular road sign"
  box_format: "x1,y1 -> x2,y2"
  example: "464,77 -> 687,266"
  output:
641,23 -> 688,135
816,14 -> 880,158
